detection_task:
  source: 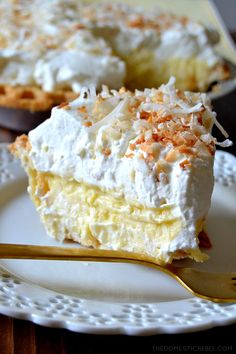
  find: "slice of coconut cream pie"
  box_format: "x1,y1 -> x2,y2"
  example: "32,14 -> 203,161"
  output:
10,78 -> 231,264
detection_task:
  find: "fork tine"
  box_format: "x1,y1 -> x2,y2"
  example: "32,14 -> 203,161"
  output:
173,268 -> 236,302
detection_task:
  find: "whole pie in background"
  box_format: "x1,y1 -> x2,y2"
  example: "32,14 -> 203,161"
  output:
0,0 -> 230,114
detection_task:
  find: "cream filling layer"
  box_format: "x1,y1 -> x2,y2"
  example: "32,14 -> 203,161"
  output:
27,168 -> 207,264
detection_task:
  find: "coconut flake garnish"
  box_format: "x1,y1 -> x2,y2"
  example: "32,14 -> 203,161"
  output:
64,78 -> 232,163
88,98 -> 129,133
212,113 -> 229,138
172,103 -> 203,115
215,139 -> 233,147
69,85 -> 97,109
200,133 -> 212,144
133,119 -> 152,132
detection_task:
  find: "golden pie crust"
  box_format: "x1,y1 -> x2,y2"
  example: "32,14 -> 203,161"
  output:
0,84 -> 77,112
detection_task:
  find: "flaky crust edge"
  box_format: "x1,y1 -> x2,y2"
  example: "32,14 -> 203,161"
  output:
0,84 -> 77,112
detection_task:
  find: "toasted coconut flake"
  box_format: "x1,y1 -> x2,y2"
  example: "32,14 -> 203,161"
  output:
51,79 -> 231,172
140,110 -> 150,120
58,102 -> 69,109
155,91 -> 164,103
165,148 -> 179,162
135,134 -> 145,145
125,153 -> 134,158
156,159 -> 168,182
179,159 -> 192,170
146,154 -> 155,162
102,147 -> 111,156
156,159 -> 167,174
119,87 -> 127,94
84,121 -> 92,127
140,143 -> 153,154
89,99 -> 128,133
77,105 -> 87,113
178,145 -> 194,155
129,143 -> 136,151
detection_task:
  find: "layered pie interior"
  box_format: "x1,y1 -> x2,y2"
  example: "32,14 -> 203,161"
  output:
0,1 -> 230,111
10,78 -> 232,264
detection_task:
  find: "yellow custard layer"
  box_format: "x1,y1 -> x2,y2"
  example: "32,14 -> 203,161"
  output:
26,168 -> 206,264
125,50 -> 221,91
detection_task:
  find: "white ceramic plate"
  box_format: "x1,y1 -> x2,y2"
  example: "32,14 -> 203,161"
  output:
0,143 -> 236,335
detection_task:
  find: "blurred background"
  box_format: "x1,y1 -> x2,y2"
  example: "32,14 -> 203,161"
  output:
212,0 -> 236,155
214,0 -> 236,33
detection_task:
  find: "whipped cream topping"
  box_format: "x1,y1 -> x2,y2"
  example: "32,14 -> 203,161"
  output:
0,1 -> 224,92
34,31 -> 126,92
83,3 -> 221,66
28,78 -> 231,253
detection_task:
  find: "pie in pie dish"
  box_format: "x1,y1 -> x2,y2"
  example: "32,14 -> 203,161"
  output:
0,1 -> 230,112
10,78 -> 232,264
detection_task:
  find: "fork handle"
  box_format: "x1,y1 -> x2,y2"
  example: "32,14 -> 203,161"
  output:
0,243 -> 166,268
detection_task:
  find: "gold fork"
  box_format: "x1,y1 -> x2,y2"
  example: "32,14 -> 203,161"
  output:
0,243 -> 235,303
